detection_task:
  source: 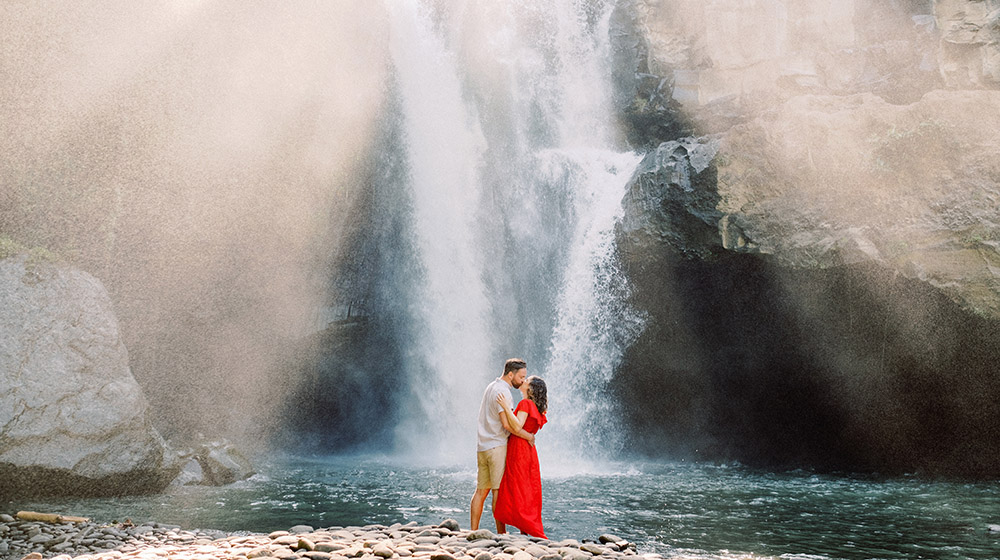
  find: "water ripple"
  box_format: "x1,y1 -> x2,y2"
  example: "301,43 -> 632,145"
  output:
7,457 -> 1000,560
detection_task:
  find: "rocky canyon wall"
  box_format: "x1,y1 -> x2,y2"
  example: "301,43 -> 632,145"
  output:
612,0 -> 1000,476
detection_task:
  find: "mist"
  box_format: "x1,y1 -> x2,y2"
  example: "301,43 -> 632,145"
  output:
1,0 -> 391,448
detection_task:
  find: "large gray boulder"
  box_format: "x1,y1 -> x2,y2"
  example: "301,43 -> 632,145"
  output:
0,254 -> 176,496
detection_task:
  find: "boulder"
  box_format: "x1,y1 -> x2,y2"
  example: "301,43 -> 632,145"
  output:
0,255 -> 176,496
194,440 -> 255,485
169,456 -> 207,486
620,136 -> 723,260
166,439 -> 254,486
622,90 -> 1000,319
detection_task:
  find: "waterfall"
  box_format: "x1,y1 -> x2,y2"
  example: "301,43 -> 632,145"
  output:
385,0 -> 493,460
383,0 -> 645,463
538,149 -> 646,465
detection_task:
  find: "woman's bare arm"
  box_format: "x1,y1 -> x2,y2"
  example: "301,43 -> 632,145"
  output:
497,395 -> 535,445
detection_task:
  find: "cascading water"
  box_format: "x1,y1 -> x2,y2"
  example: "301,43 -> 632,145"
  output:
531,1 -> 648,464
384,0 -> 645,464
385,0 -> 494,460
538,149 -> 646,465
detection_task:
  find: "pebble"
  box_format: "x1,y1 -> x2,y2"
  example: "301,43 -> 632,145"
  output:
522,546 -> 548,558
511,551 -> 532,560
464,531 -> 494,542
294,539 -> 316,552
0,514 -> 640,560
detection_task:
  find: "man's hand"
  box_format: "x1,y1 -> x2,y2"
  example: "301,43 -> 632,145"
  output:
526,433 -> 535,446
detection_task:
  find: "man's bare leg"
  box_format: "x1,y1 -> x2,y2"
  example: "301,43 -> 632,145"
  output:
471,487 -> 491,530
492,489 -> 506,534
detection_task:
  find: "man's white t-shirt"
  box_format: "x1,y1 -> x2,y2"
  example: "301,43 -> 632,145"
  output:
477,377 -> 512,452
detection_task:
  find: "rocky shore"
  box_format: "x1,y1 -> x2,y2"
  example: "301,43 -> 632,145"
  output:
0,514 -> 656,560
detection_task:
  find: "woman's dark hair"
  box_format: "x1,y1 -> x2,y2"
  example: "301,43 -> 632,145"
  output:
526,375 -> 547,414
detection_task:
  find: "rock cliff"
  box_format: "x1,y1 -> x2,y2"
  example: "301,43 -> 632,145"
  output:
616,0 -> 1000,321
615,0 -> 1000,136
935,0 -> 1000,88
611,0 -> 1000,476
622,90 -> 1000,319
0,255 -> 176,496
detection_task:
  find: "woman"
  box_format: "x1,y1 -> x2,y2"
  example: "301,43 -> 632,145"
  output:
493,375 -> 548,538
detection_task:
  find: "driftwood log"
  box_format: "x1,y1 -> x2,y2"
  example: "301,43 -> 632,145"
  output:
16,511 -> 90,524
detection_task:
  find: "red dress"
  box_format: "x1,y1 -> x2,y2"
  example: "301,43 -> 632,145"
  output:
494,399 -> 547,538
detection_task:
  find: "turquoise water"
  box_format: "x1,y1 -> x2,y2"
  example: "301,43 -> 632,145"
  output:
6,456 -> 1000,559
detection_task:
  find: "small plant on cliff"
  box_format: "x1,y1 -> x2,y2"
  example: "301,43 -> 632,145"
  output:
0,235 -> 60,266
26,246 -> 59,266
960,227 -> 1000,249
865,119 -> 948,177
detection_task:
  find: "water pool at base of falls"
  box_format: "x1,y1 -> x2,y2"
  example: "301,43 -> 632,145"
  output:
8,456 -> 1000,560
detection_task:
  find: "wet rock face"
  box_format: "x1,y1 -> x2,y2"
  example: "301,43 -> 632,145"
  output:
616,252 -> 1000,477
612,0 -> 1000,143
0,256 -> 175,497
716,91 -> 1000,319
621,91 -> 1000,320
614,94 -> 1000,477
934,0 -> 1000,88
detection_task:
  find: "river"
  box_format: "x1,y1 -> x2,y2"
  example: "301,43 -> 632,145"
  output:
7,455 -> 999,560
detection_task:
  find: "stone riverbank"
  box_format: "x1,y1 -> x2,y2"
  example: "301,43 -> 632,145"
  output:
0,514 -> 660,560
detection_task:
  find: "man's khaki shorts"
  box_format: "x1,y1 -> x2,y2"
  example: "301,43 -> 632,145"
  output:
477,445 -> 507,489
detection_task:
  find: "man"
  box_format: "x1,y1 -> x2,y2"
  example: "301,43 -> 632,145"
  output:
470,358 -> 534,532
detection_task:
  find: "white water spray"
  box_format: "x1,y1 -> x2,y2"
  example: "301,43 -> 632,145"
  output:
532,1 -> 648,462
539,148 -> 645,465
386,0 -> 493,460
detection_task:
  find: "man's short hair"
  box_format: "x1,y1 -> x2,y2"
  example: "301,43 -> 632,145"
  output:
503,358 -> 527,376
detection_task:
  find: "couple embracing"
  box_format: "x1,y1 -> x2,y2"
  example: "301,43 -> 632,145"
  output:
470,358 -> 548,538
